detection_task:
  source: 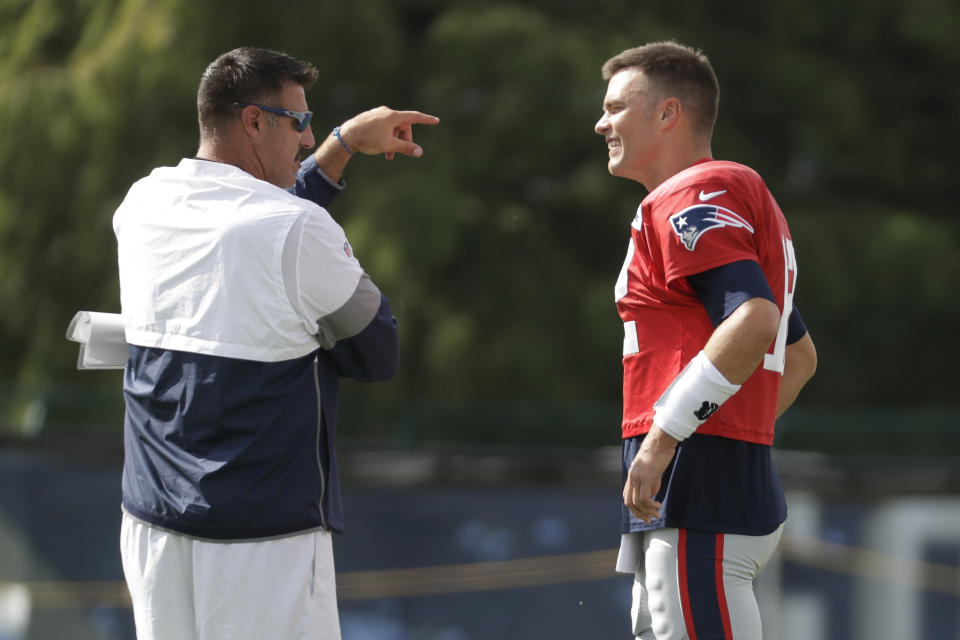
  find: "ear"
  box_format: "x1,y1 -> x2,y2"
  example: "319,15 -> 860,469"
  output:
658,97 -> 682,130
237,105 -> 263,138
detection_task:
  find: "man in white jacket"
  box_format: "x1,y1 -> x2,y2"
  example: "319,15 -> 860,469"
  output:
112,46 -> 437,640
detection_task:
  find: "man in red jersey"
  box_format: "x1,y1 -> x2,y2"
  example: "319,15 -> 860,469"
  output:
594,41 -> 817,639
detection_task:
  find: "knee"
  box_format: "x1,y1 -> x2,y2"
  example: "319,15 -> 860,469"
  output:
646,574 -> 684,640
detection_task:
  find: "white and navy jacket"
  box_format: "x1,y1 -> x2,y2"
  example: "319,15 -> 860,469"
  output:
114,156 -> 397,539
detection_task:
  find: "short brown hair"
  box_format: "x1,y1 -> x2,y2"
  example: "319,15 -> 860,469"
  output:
601,41 -> 719,136
197,47 -> 319,140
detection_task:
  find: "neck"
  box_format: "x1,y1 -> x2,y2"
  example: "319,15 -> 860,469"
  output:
196,138 -> 265,181
641,137 -> 712,192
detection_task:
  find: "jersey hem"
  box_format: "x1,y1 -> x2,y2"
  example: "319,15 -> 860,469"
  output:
620,518 -> 785,537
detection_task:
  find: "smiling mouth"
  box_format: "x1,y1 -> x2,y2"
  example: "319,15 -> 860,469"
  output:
606,138 -> 621,152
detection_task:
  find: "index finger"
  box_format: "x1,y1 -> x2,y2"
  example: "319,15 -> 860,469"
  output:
390,111 -> 440,126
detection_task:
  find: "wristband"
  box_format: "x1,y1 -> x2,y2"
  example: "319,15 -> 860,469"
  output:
332,126 -> 354,155
652,350 -> 741,441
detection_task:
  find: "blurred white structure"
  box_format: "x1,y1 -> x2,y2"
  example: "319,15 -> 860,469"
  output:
763,492 -> 960,640
858,498 -> 960,640
0,582 -> 31,640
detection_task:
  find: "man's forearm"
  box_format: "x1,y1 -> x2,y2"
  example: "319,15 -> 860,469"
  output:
702,297 -> 781,384
775,333 -> 817,417
312,134 -> 353,184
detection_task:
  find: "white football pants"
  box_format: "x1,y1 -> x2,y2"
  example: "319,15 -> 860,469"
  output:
621,525 -> 783,639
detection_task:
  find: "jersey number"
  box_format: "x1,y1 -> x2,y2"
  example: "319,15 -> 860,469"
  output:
763,236 -> 797,374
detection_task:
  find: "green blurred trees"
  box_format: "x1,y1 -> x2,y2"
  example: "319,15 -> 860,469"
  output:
1,0 -> 957,441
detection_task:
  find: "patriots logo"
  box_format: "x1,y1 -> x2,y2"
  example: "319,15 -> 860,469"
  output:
669,205 -> 754,251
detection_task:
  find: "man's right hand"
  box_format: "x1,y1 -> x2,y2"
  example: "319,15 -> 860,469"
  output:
313,106 -> 440,183
337,106 -> 440,160
623,425 -> 679,523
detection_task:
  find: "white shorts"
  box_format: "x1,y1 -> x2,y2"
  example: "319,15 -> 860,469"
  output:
618,525 -> 784,640
120,513 -> 341,640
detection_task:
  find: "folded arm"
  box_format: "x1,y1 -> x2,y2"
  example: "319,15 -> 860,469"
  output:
323,290 -> 399,381
623,260 -> 796,522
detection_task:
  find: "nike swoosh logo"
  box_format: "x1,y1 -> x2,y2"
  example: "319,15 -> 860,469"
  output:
698,189 -> 727,201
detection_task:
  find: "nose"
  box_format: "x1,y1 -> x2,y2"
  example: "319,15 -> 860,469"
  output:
301,124 -> 316,149
595,113 -> 610,136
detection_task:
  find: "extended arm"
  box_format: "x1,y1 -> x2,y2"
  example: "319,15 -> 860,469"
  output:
312,106 -> 440,183
286,106 -> 437,381
292,154 -> 343,209
291,106 -> 439,206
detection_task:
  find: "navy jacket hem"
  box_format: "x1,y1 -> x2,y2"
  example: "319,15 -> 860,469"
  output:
121,502 -> 335,541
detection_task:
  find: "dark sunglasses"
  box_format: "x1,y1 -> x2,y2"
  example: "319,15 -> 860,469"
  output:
234,102 -> 313,132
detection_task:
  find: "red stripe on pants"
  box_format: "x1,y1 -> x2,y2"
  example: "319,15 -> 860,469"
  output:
677,529 -> 698,640
714,533 -> 734,639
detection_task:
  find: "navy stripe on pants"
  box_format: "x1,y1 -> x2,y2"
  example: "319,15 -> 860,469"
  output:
678,529 -> 733,640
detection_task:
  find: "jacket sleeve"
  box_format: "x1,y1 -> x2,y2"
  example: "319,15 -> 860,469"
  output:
281,199 -> 398,382
324,292 -> 399,381
289,154 -> 343,209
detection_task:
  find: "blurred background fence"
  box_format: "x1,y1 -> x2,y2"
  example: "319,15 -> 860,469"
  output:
2,393 -> 959,639
2,0 -> 959,638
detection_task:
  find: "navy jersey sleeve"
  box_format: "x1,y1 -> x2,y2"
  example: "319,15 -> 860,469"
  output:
688,259 -> 807,343
785,304 -> 807,344
289,154 -> 344,208
688,259 -> 776,326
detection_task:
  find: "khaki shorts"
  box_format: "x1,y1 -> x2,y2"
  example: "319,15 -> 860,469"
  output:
120,513 -> 341,640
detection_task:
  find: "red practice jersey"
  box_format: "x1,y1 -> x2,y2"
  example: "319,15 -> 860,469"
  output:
616,160 -> 797,445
